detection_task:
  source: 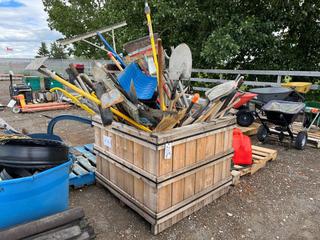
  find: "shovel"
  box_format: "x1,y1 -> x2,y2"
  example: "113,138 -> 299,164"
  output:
25,57 -> 151,132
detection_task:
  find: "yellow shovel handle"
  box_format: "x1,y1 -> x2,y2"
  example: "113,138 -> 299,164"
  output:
48,73 -> 151,132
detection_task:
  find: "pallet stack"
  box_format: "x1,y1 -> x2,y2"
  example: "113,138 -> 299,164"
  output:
93,115 -> 236,234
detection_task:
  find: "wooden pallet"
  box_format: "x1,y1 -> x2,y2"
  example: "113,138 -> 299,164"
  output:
231,145 -> 277,184
238,122 -> 260,136
270,122 -> 320,148
70,144 -> 96,188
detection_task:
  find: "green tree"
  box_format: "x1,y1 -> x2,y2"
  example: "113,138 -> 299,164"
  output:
50,42 -> 68,59
42,0 -> 320,71
37,42 -> 50,57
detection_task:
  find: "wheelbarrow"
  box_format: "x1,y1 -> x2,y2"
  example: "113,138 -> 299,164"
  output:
236,87 -> 305,127
281,82 -> 312,94
233,92 -> 257,127
256,100 -> 307,150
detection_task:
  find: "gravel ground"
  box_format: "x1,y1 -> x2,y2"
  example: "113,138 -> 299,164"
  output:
1,80 -> 319,240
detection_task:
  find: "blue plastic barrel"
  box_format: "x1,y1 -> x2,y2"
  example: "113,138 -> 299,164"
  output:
0,160 -> 72,230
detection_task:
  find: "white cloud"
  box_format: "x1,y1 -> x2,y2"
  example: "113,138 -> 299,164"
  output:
0,0 -> 63,58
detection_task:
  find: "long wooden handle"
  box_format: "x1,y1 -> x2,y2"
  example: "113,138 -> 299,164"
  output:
41,68 -> 151,132
157,38 -> 166,111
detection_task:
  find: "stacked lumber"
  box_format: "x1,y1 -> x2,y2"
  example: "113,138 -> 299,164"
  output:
93,115 -> 236,234
0,208 -> 94,240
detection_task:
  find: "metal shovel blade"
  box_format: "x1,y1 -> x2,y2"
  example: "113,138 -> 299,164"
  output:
25,57 -> 49,70
101,89 -> 124,109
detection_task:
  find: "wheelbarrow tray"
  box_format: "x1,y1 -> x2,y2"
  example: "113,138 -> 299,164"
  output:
281,82 -> 312,94
250,87 -> 292,104
261,100 -> 305,127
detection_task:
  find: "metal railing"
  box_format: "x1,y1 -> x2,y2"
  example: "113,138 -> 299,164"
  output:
191,69 -> 320,91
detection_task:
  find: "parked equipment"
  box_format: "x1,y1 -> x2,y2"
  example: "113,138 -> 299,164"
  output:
236,87 -> 305,127
281,82 -> 312,94
234,92 -> 257,127
304,101 -> 320,130
256,100 -> 307,150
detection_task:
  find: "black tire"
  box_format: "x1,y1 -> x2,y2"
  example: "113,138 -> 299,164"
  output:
236,110 -> 254,127
257,125 -> 268,143
295,131 -> 308,150
0,138 -> 69,169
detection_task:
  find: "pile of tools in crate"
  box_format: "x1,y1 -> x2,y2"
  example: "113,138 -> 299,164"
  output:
25,7 -> 246,132
26,46 -> 244,133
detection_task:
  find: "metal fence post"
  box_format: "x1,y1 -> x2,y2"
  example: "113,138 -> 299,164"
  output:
277,75 -> 281,84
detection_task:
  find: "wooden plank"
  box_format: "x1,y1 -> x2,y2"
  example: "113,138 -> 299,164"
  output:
123,139 -> 134,163
213,161 -> 223,184
157,185 -> 172,212
101,157 -> 110,179
205,135 -> 216,158
144,183 -> 157,212
158,149 -> 173,176
172,179 -> 184,205
134,178 -> 144,204
124,171 -> 134,196
96,155 -> 102,173
157,155 -> 232,188
133,142 -> 144,169
185,140 -> 197,166
172,143 -> 186,171
94,146 -> 157,182
144,148 -> 157,175
194,169 -> 205,193
94,127 -> 101,146
183,174 -> 195,199
215,132 -> 225,155
196,137 -> 207,162
204,166 -> 214,189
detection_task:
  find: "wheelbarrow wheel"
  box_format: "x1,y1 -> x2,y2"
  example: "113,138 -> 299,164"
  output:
236,110 -> 254,127
257,125 -> 268,143
295,131 -> 308,150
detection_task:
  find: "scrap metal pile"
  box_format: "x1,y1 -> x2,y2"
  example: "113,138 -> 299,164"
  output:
26,3 -> 243,133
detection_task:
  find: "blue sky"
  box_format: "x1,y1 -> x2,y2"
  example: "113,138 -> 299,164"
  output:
0,0 -> 62,58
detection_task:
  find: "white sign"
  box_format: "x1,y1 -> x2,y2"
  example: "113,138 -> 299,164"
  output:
164,143 -> 172,160
103,135 -> 112,148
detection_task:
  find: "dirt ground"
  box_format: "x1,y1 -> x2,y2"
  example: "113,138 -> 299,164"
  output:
1,80 -> 320,240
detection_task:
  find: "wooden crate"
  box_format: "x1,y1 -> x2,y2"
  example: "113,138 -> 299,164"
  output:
93,116 -> 236,234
